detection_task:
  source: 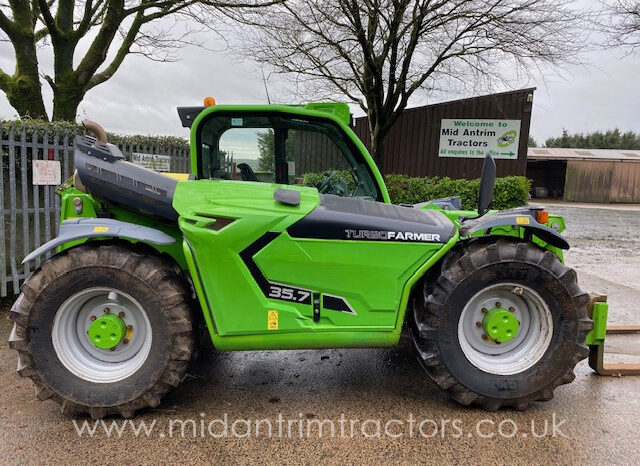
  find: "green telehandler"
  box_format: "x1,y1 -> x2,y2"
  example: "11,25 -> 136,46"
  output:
9,101 -> 616,419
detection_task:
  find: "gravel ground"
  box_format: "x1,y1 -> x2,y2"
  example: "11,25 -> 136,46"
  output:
1,204 -> 639,465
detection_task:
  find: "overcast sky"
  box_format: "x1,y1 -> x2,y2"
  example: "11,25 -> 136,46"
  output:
1,14 -> 639,146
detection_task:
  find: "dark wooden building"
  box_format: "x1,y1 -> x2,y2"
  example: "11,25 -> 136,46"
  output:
354,88 -> 535,178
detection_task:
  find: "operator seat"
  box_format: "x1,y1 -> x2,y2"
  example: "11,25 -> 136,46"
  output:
237,163 -> 260,182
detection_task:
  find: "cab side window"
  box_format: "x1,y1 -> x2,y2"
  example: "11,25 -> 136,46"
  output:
286,129 -> 356,189
198,114 -> 380,200
218,126 -> 356,188
218,128 -> 275,183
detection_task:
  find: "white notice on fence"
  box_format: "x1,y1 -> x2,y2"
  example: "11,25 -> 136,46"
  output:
32,160 -> 61,185
438,119 -> 521,159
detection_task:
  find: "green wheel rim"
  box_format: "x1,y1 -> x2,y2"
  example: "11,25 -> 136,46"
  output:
482,307 -> 519,343
88,314 -> 126,349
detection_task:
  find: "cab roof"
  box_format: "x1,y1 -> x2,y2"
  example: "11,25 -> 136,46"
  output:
177,102 -> 352,128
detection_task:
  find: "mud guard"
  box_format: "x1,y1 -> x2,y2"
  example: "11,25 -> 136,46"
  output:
460,211 -> 570,250
22,218 -> 175,263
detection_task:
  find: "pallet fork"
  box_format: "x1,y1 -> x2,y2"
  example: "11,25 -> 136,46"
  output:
587,294 -> 640,376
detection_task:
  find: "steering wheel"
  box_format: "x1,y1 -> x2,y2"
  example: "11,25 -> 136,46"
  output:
316,171 -> 349,196
316,171 -> 339,194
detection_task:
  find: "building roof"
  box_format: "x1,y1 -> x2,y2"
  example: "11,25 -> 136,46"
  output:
399,87 -> 536,114
527,147 -> 640,162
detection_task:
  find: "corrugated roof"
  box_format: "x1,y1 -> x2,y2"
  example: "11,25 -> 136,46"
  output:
527,147 -> 640,162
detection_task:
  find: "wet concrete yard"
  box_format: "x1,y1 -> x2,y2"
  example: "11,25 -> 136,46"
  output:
1,204 -> 639,464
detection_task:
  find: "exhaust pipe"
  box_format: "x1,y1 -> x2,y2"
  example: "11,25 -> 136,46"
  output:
82,119 -> 108,143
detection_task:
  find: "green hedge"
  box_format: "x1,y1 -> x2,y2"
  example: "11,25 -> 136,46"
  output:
302,170 -> 356,191
1,118 -> 189,150
303,172 -> 530,210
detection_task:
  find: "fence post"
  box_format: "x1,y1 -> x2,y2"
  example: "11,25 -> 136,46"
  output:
42,127 -> 51,258
8,124 -> 19,294
63,133 -> 71,180
32,129 -> 41,270
0,126 -> 6,296
20,125 -> 30,279
53,131 -> 60,235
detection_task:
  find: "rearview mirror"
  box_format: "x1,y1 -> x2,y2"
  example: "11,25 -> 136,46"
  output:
477,154 -> 496,217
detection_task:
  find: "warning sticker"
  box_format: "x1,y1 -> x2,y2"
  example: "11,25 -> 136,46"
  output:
267,310 -> 278,330
516,217 -> 530,225
93,226 -> 109,232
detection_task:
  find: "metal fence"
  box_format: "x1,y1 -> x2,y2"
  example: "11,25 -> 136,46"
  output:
1,124 -> 190,297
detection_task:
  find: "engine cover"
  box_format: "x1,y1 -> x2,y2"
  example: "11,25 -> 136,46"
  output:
74,136 -> 179,221
287,194 -> 456,243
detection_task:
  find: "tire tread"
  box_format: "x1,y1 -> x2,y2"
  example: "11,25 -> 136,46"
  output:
410,238 -> 592,411
9,243 -> 195,419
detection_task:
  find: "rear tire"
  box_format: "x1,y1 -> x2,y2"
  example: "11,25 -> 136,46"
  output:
9,243 -> 195,418
410,238 -> 592,411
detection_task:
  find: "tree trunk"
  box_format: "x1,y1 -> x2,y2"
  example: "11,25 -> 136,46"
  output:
369,125 -> 387,173
52,74 -> 85,121
3,35 -> 48,120
50,38 -> 85,121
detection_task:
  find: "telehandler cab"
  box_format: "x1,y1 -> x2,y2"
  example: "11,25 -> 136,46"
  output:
9,101 -> 612,418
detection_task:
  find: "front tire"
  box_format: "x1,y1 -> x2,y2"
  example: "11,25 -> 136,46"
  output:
410,238 -> 592,411
9,243 -> 195,418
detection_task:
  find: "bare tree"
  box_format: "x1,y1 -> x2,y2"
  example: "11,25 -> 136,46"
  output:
230,0 -> 586,169
601,1 -> 640,52
0,0 -> 279,121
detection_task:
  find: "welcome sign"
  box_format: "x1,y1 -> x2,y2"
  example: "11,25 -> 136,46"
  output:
438,119 -> 521,159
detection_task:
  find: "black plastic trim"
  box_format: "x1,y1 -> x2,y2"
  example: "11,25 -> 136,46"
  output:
239,232 -> 313,305
239,232 -> 279,296
323,294 -> 356,315
313,293 -> 321,322
177,106 -> 205,127
460,209 -> 570,250
288,195 -> 455,243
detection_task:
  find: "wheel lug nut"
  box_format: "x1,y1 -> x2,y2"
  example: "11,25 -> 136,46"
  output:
126,325 -> 133,331
481,334 -> 488,340
509,306 -> 516,313
495,302 -> 501,308
90,315 -> 97,321
481,308 -> 488,314
109,347 -> 116,352
118,311 -> 125,318
495,340 -> 501,345
475,321 -> 482,327
122,338 -> 129,345
103,307 -> 110,314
